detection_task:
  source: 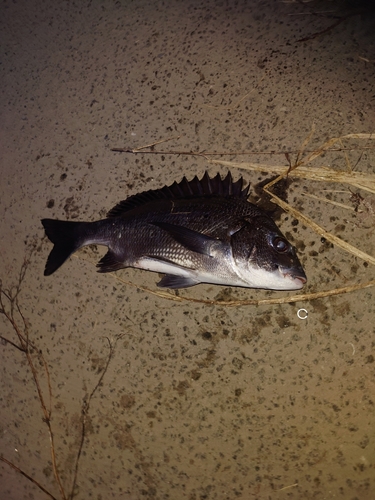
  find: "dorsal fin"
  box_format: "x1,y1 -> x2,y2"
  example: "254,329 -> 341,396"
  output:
106,171 -> 250,218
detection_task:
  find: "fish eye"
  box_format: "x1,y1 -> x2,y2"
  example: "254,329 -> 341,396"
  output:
272,236 -> 289,253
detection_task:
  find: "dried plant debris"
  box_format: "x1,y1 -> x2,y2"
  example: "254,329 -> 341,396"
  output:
349,190 -> 375,229
0,259 -> 118,500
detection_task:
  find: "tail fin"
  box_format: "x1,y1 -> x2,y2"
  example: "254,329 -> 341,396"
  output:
41,219 -> 87,276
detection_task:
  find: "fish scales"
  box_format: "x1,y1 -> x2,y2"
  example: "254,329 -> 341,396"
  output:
41,171 -> 307,290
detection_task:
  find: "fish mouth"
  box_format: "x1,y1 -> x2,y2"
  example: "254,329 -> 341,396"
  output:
292,275 -> 307,289
280,267 -> 307,289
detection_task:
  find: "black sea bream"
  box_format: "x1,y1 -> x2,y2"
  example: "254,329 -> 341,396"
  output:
42,172 -> 307,290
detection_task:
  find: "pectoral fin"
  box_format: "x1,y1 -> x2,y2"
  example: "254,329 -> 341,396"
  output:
152,221 -> 220,256
157,274 -> 200,289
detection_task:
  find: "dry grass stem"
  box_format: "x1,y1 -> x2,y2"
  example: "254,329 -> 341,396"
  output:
0,259 -> 64,499
276,483 -> 299,491
108,274 -> 375,307
210,161 -> 375,194
213,132 -> 375,268
211,133 -> 375,192
301,192 -> 355,211
132,135 -> 182,152
112,131 -> 374,160
0,457 -> 57,500
1,259 -> 117,500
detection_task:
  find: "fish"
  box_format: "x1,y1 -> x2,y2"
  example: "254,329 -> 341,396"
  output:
41,171 -> 307,290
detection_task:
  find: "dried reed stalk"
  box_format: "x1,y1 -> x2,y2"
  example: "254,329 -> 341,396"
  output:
212,132 -> 375,268
0,259 -> 117,499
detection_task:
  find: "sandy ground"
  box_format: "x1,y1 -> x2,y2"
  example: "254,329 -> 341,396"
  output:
1,0 -> 375,499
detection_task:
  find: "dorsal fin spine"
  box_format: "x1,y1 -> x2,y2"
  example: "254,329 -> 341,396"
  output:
106,171 -> 250,218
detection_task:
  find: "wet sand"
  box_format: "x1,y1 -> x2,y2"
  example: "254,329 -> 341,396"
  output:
1,1 -> 374,498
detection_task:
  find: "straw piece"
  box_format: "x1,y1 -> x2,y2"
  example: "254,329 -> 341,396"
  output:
210,160 -> 375,194
109,274 -> 375,307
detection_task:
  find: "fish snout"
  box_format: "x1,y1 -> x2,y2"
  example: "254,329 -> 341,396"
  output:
279,266 -> 307,289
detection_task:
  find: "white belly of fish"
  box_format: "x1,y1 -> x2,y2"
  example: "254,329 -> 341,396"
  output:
134,256 -> 246,288
135,255 -> 304,290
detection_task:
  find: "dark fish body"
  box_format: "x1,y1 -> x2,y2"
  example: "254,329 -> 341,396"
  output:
42,172 -> 307,290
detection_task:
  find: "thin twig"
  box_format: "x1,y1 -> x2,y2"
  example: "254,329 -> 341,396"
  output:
0,457 -> 58,500
302,192 -> 355,211
0,262 -> 66,500
111,145 -> 374,157
210,160 -> 375,194
69,337 -> 117,500
107,273 -> 375,306
132,135 -> 181,152
297,15 -> 347,42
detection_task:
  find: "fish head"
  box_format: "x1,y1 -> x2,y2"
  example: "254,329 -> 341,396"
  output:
230,217 -> 307,290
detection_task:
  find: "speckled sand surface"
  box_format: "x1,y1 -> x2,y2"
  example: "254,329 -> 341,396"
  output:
1,1 -> 375,499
